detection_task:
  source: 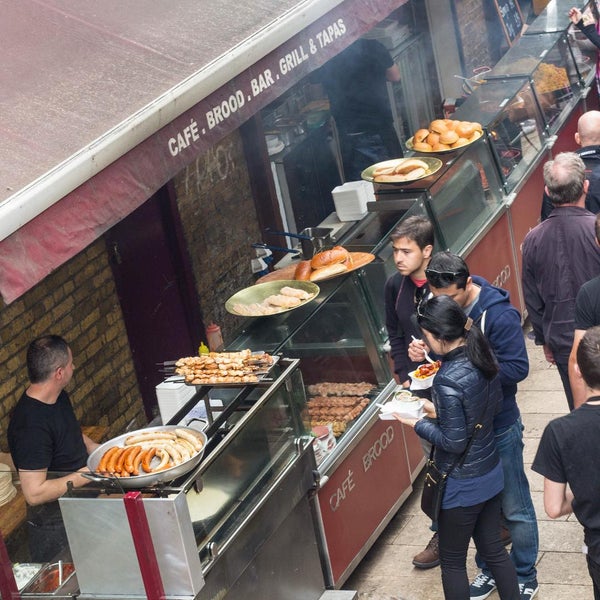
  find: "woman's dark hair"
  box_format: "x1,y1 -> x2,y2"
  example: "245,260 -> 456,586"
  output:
417,295 -> 498,380
27,335 -> 70,383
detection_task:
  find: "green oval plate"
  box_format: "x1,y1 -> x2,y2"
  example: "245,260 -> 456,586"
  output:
225,280 -> 320,317
361,157 -> 443,184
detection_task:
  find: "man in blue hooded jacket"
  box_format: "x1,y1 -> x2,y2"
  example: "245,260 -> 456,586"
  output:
409,252 -> 538,600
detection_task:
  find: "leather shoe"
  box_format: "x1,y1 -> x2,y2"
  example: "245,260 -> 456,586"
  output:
412,532 -> 440,569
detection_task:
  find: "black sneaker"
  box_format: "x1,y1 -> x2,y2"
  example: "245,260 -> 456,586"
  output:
519,579 -> 539,599
469,572 -> 496,600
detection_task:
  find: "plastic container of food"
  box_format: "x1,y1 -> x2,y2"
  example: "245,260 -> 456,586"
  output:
21,562 -> 75,595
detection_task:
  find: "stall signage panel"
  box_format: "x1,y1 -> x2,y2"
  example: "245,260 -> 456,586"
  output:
318,421 -> 411,584
464,211 -> 522,313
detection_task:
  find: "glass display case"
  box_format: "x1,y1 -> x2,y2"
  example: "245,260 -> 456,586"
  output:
224,270 -> 393,453
452,77 -> 547,193
487,31 -> 582,134
371,138 -> 505,254
26,359 -> 336,600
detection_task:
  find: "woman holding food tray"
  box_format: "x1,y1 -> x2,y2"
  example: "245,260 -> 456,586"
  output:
394,295 -> 518,600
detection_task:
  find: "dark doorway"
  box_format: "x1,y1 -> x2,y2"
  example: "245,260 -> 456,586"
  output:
105,186 -> 201,420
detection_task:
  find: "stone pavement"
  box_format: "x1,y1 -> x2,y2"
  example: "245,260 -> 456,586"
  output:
343,328 -> 592,599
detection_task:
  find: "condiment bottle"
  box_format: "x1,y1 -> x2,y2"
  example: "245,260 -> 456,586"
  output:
205,323 -> 224,352
198,341 -> 209,355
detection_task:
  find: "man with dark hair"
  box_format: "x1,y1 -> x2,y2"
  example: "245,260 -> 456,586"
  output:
569,213 -> 600,408
541,110 -> 600,220
522,152 -> 600,410
8,335 -> 99,561
383,215 -> 436,568
532,325 -> 600,597
410,252 -> 538,599
384,215 -> 434,392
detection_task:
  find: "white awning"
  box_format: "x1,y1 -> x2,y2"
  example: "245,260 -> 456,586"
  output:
0,0 -> 405,302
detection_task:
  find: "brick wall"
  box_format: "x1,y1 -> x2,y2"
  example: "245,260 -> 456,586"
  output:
454,0 -> 498,74
0,128 -> 265,455
174,129 -> 263,344
0,238 -> 146,451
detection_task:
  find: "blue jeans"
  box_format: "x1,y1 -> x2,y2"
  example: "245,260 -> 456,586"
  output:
476,418 -> 539,583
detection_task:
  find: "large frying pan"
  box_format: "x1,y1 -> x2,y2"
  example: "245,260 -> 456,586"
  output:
86,425 -> 207,488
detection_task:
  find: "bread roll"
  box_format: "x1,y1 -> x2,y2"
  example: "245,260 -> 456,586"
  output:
439,130 -> 459,145
455,121 -> 477,138
310,246 -> 350,269
432,142 -> 451,152
372,165 -> 396,177
414,128 -> 430,143
452,137 -> 470,148
394,158 -> 429,174
429,119 -> 448,134
309,263 -> 348,281
402,167 -> 427,180
294,260 -> 313,281
426,132 -> 440,146
413,141 -> 433,152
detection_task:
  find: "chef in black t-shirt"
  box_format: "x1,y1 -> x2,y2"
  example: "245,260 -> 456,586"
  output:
8,335 -> 99,562
317,37 -> 403,180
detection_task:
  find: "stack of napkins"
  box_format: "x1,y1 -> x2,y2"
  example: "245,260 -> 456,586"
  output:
0,463 -> 17,506
331,180 -> 375,221
155,376 -> 198,424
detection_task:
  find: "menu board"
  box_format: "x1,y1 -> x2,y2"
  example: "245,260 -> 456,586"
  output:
494,0 -> 524,46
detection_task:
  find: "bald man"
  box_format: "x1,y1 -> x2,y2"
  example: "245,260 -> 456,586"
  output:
541,110 -> 600,220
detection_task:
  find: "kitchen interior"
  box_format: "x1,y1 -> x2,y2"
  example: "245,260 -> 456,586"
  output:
257,2 -> 440,261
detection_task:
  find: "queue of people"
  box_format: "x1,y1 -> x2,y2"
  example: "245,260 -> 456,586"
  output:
384,147 -> 600,599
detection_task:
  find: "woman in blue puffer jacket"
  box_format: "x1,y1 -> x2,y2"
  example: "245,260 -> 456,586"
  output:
397,295 -> 519,599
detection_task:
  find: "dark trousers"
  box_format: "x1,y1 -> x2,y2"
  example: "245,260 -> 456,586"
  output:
587,554 -> 600,600
338,124 -> 403,181
27,516 -> 71,563
555,358 -> 574,411
438,493 -> 519,600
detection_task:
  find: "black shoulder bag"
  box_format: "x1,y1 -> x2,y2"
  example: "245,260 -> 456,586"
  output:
420,386 -> 489,521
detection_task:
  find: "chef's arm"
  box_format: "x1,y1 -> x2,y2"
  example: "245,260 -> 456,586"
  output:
19,468 -> 91,506
543,477 -> 574,519
386,64 -> 401,82
83,433 -> 100,454
569,329 -> 588,409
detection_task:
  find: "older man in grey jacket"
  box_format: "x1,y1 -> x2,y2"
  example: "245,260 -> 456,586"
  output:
522,152 -> 600,410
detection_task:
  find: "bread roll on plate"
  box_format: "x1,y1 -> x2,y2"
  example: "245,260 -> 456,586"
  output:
294,260 -> 313,281
310,246 -> 349,269
309,263 -> 348,281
